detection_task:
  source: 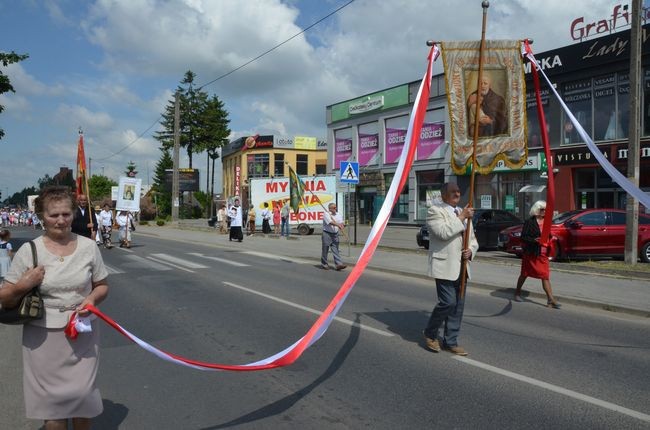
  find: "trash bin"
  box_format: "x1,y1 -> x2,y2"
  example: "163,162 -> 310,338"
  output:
207,216 -> 218,227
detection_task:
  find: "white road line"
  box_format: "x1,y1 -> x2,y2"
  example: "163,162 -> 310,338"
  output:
150,253 -> 209,269
454,356 -> 650,423
241,250 -> 313,265
187,252 -> 250,267
124,254 -> 172,271
104,264 -> 124,275
222,281 -> 393,337
116,247 -> 134,253
146,256 -> 195,273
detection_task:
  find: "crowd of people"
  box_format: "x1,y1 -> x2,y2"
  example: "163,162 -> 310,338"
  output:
217,199 -> 294,241
1,208 -> 42,229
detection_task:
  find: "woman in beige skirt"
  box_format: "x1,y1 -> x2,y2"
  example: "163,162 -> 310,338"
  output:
0,186 -> 109,430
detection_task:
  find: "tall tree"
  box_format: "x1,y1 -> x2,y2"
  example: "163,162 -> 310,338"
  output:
199,94 -> 231,212
152,148 -> 173,216
88,175 -> 117,202
0,51 -> 29,140
154,70 -> 208,168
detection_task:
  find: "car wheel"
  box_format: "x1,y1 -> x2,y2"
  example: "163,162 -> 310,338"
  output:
641,242 -> 650,263
297,223 -> 310,235
549,243 -> 561,261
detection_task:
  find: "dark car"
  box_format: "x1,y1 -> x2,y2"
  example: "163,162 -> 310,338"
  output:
416,209 -> 522,250
498,209 -> 650,262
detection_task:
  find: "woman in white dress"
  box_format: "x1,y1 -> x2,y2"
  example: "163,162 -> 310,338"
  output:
0,186 -> 109,430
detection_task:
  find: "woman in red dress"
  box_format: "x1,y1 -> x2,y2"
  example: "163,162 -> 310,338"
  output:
513,200 -> 560,308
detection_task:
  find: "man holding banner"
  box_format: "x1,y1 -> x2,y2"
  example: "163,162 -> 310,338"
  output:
423,182 -> 478,356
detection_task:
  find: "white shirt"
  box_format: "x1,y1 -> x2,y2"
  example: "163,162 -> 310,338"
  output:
99,209 -> 113,226
229,206 -> 242,227
261,208 -> 271,220
322,211 -> 343,234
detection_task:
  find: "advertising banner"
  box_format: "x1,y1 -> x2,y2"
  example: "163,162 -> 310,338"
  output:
358,133 -> 379,166
334,138 -> 353,168
385,128 -> 406,164
416,122 -> 445,160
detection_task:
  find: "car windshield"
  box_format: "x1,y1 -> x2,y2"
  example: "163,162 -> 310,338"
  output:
553,210 -> 582,224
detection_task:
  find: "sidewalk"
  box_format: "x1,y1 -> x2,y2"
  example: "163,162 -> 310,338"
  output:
134,220 -> 650,317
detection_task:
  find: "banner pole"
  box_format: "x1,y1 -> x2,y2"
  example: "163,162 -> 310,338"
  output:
460,0 -> 489,299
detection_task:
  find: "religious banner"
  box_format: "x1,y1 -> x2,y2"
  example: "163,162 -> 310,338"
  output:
358,132 -> 379,166
116,177 -> 142,212
440,40 -> 527,174
416,122 -> 445,160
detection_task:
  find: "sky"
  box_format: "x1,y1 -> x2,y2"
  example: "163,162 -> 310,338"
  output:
0,0 -> 632,198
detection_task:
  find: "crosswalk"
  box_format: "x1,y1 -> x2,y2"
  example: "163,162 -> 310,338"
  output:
103,249 -> 311,275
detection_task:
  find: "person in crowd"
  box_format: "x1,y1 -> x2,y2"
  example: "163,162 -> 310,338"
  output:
228,199 -> 243,242
99,204 -> 114,249
116,210 -> 134,248
71,194 -> 98,239
247,205 -> 256,236
281,200 -> 290,237
0,228 -> 13,280
0,186 -> 109,430
32,212 -> 42,230
514,200 -> 561,309
261,202 -> 272,234
217,204 -> 227,234
272,203 -> 281,235
321,202 -> 347,270
423,182 -> 478,356
467,74 -> 507,137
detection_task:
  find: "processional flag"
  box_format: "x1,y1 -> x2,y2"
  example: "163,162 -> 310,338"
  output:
440,40 -> 527,174
288,164 -> 306,215
76,131 -> 88,196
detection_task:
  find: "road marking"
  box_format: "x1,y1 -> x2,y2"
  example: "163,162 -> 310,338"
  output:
150,253 -> 209,269
124,254 -> 172,271
241,250 -> 313,265
187,252 -> 250,267
222,281 -> 393,337
104,264 -> 124,275
147,256 -> 195,273
454,356 -> 650,423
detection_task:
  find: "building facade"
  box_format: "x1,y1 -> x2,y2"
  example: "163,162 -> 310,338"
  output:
326,24 -> 650,225
221,135 -> 327,206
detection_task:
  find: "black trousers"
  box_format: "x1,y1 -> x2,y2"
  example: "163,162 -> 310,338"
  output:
229,226 -> 243,241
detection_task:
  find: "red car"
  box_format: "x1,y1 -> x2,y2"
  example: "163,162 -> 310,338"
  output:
498,209 -> 650,263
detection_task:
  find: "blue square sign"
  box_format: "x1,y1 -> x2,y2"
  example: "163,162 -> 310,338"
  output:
340,161 -> 359,184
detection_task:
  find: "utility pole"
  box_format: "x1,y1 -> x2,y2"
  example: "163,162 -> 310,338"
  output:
172,91 -> 181,222
625,0 -> 641,265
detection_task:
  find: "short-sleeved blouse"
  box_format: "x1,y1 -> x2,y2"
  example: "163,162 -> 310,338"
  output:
3,235 -> 108,328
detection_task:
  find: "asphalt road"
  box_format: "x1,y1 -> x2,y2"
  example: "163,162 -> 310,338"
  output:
1,228 -> 649,429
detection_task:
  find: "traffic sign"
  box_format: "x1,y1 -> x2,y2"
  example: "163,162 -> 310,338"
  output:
339,161 -> 359,184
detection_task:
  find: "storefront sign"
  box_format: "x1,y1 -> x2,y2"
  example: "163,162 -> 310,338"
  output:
480,195 -> 492,209
554,147 -> 610,165
569,4 -> 648,41
330,85 -> 409,122
491,154 -> 540,172
294,136 -> 317,150
613,144 -> 650,161
349,96 -> 384,114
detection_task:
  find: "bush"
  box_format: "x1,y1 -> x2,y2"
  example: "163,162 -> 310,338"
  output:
156,219 -> 165,226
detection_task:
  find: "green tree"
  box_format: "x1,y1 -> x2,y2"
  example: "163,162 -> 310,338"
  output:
124,161 -> 138,177
0,51 -> 29,140
88,175 -> 117,203
152,148 -> 173,216
199,94 -> 230,210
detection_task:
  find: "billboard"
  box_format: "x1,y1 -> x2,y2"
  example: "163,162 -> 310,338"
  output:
164,168 -> 200,192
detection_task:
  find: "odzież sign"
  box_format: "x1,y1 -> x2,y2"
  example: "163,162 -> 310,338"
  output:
164,168 -> 200,192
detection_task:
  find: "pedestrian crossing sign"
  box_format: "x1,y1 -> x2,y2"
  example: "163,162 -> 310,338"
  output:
340,161 -> 359,184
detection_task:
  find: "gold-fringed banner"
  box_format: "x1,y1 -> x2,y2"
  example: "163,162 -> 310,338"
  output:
441,40 -> 527,174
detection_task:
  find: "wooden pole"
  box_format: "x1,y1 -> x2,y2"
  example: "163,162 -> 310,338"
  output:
460,0 -> 489,299
172,92 -> 180,222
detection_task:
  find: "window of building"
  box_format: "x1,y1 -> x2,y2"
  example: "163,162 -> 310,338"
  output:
297,154 -> 308,175
384,173 -> 408,220
315,163 -> 327,174
563,79 -> 592,145
593,74 -> 616,141
416,170 -> 444,220
247,153 -> 269,178
526,89 -> 550,149
274,153 -> 284,177
334,127 -> 353,169
617,73 -> 630,139
644,69 -> 650,136
358,121 -> 379,166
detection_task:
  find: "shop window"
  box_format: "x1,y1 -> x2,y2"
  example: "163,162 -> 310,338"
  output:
385,173 -> 408,220
575,169 -> 595,188
617,73 -> 630,139
593,75 -> 616,141
274,153 -> 284,177
563,80 -> 592,145
248,153 -> 269,178
526,89 -> 549,149
358,121 -> 379,166
644,71 -> 650,136
297,154 -> 308,175
416,170 -> 444,220
316,163 -> 327,174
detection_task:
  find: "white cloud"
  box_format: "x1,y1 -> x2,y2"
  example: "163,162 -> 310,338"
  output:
54,104 -> 114,131
3,63 -> 65,97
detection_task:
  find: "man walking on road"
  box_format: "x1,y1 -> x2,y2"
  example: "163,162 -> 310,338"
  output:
423,182 -> 478,356
228,198 -> 243,242
321,203 -> 347,270
71,194 -> 98,239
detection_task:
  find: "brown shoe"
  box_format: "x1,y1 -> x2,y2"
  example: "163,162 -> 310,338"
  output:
423,334 -> 440,352
444,345 -> 468,356
335,264 -> 347,270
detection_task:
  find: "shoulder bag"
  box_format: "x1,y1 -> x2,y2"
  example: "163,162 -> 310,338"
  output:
0,241 -> 44,325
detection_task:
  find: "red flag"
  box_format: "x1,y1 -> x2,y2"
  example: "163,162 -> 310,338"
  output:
76,133 -> 87,196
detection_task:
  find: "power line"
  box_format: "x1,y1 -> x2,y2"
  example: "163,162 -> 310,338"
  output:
94,0 -> 355,162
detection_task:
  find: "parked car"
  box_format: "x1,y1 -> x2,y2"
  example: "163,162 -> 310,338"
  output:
416,209 -> 522,250
498,209 -> 650,263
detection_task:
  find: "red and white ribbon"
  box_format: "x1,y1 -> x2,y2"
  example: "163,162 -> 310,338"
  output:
67,45 -> 440,372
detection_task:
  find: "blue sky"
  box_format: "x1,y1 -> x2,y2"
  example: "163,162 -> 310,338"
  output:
0,0 -> 628,198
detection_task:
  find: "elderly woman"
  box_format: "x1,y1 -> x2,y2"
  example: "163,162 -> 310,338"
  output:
0,186 -> 109,430
514,200 -> 560,308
